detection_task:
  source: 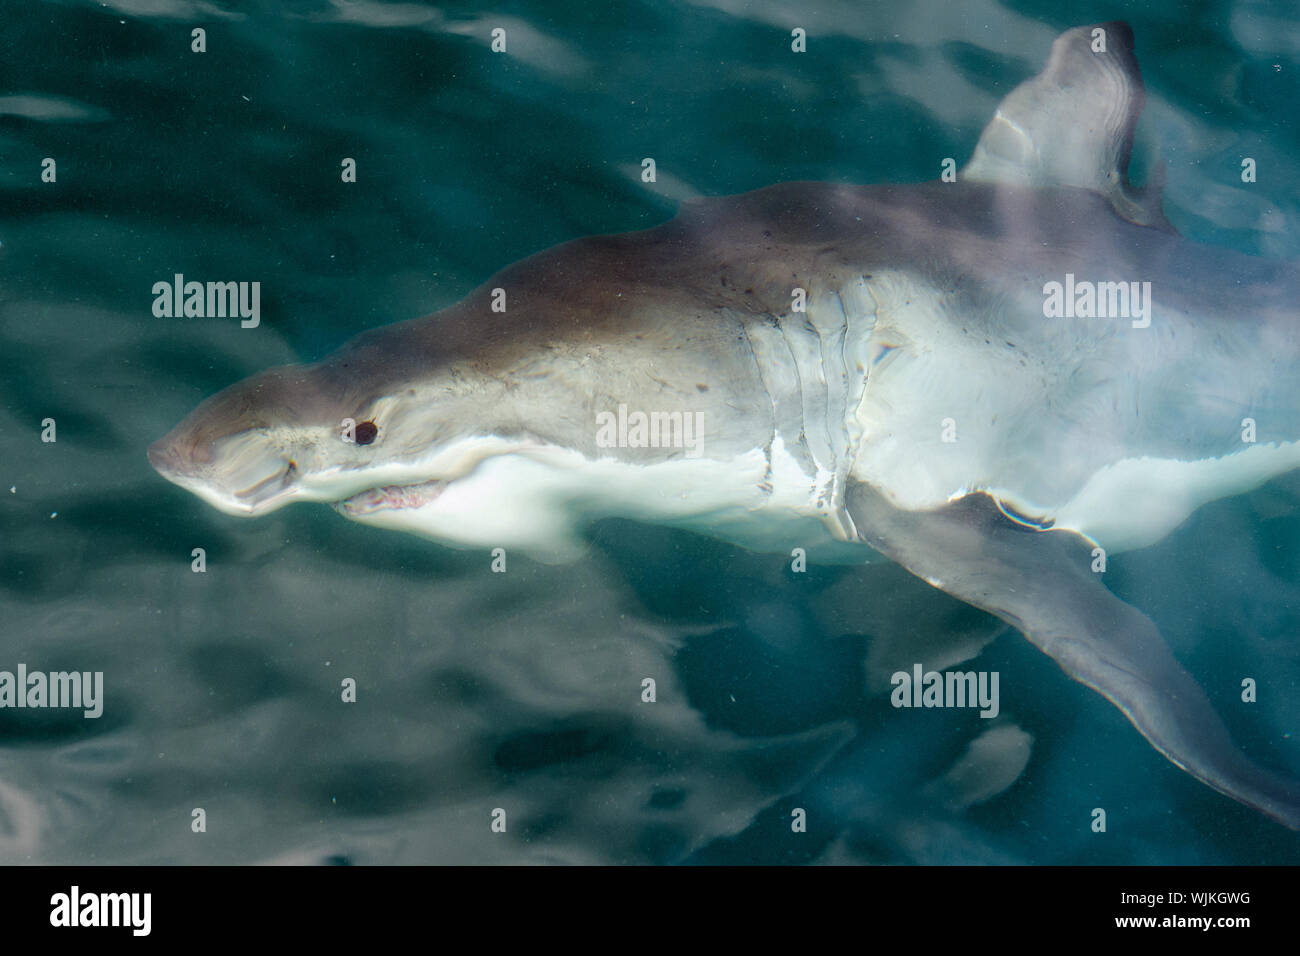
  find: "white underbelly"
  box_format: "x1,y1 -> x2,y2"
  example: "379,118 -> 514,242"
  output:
1003,441 -> 1300,552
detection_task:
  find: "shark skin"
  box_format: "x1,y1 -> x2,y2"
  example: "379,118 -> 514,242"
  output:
150,22 -> 1300,828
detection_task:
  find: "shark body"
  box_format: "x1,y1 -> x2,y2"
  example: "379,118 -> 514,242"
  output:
150,23 -> 1300,829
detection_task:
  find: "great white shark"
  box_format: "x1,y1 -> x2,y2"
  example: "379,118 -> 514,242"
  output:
150,22 -> 1300,829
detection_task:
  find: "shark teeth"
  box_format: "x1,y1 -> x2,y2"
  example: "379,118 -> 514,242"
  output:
338,479 -> 448,515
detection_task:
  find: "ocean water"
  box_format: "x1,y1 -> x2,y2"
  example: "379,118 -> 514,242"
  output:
1,0 -> 1299,864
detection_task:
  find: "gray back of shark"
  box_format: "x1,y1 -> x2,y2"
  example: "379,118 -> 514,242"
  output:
150,22 -> 1300,829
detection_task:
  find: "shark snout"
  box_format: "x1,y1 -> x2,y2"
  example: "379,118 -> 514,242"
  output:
148,412 -> 225,475
147,434 -> 190,476
148,422 -> 303,516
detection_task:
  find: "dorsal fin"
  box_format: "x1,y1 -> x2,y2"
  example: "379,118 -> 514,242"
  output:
962,21 -> 1173,231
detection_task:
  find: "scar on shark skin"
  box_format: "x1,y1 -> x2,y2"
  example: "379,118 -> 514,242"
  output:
150,22 -> 1300,830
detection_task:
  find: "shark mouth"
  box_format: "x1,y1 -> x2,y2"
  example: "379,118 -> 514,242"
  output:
338,479 -> 449,516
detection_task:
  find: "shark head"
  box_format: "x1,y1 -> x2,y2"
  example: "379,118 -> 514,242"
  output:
148,327 -> 543,528
149,363 -> 343,516
148,310 -> 633,561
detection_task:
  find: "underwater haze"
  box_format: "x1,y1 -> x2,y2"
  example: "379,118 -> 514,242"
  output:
2,0 -> 1300,864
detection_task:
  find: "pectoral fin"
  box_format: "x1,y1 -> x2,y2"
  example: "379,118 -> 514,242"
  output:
846,481 -> 1300,830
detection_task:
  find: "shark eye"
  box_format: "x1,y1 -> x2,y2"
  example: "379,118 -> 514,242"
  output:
355,420 -> 379,446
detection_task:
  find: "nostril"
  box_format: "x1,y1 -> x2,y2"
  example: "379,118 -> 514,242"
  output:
188,437 -> 214,466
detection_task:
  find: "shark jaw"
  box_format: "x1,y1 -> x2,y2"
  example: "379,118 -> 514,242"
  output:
152,415 -> 881,564
330,437 -> 869,563
339,478 -> 449,515
147,427 -> 542,522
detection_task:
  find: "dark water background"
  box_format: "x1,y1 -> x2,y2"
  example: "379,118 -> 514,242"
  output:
1,0 -> 1299,863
